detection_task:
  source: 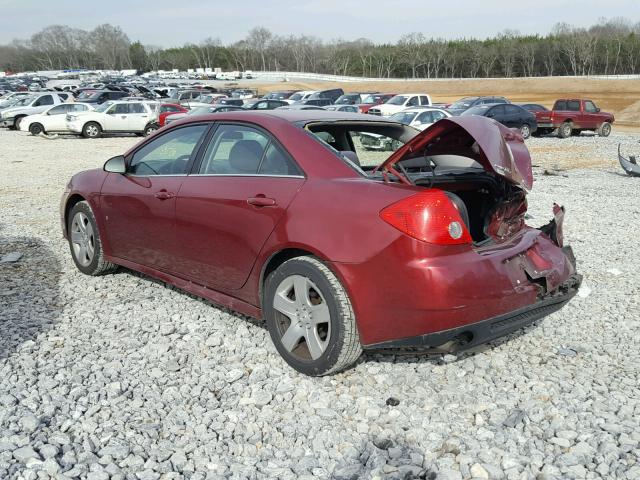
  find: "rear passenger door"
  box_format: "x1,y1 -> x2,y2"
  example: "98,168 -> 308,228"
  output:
173,123 -> 305,291
127,103 -> 152,131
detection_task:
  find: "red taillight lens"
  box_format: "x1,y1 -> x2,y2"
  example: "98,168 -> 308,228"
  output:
380,190 -> 472,245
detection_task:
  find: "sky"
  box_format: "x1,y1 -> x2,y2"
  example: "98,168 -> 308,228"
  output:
0,0 -> 638,46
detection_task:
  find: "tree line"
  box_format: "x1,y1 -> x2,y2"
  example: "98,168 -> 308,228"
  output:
1,18 -> 639,78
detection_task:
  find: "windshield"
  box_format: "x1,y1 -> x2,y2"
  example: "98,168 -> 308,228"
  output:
95,101 -> 114,113
289,93 -> 305,101
12,96 -> 36,107
361,94 -> 386,104
387,95 -> 408,106
449,97 -> 478,110
389,111 -> 418,125
265,92 -> 286,100
461,105 -> 491,116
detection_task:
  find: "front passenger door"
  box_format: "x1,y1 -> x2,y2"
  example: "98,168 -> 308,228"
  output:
100,124 -> 209,271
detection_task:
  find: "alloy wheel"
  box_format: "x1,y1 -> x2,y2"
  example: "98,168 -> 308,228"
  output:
272,274 -> 331,361
70,212 -> 95,267
86,125 -> 99,137
520,124 -> 531,139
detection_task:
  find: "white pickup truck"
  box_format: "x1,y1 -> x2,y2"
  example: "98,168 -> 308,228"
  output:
66,100 -> 159,138
0,92 -> 72,129
368,93 -> 432,116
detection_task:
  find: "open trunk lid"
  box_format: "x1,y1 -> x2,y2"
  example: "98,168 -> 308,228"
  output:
377,116 -> 533,191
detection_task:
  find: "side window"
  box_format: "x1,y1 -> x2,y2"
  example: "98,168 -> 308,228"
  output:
432,111 -> 446,121
48,105 -> 67,115
114,103 -> 129,114
406,96 -> 419,107
567,101 -> 580,111
419,96 -> 430,105
36,95 -> 54,106
416,111 -> 433,124
584,101 -> 597,113
129,103 -> 146,114
256,101 -> 269,110
129,125 -> 207,176
199,125 -> 269,174
505,105 -> 521,115
555,101 -> 567,110
259,142 -> 302,176
71,104 -> 88,112
489,105 -> 505,116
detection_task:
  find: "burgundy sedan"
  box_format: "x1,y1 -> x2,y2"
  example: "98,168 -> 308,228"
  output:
61,111 -> 581,375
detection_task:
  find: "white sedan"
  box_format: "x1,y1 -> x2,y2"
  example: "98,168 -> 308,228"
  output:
66,101 -> 158,138
20,103 -> 94,135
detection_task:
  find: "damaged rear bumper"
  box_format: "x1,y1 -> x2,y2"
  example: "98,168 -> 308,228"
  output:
365,272 -> 582,351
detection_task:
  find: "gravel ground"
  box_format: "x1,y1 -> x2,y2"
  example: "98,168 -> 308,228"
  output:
1,129 -> 639,480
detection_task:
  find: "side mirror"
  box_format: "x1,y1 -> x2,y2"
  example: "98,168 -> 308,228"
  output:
103,155 -> 126,174
596,108 -> 601,112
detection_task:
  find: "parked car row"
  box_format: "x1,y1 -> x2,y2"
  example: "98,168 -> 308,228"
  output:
0,79 -> 615,142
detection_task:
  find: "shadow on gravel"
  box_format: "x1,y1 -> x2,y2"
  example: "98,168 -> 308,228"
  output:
0,230 -> 62,360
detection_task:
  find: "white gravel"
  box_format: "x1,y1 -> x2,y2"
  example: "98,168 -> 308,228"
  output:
1,129 -> 639,480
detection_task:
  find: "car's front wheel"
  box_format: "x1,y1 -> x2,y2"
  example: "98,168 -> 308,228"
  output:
67,201 -> 117,276
519,123 -> 531,139
264,256 -> 362,376
82,122 -> 101,138
29,123 -> 44,135
598,122 -> 612,137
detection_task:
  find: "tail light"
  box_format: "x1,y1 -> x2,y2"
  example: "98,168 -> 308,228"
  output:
380,190 -> 472,245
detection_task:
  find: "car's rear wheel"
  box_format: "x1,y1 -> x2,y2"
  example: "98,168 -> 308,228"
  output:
519,123 -> 531,139
558,122 -> 573,138
29,123 -> 44,135
598,122 -> 612,137
264,256 -> 362,376
82,122 -> 101,138
67,201 -> 117,276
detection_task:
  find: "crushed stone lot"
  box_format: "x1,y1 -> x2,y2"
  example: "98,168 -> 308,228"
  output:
1,128 -> 639,480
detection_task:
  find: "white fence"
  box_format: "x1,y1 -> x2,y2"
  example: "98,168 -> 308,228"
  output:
251,71 -> 640,82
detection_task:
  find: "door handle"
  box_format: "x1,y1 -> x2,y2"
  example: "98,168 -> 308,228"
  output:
155,191 -> 175,200
247,196 -> 276,207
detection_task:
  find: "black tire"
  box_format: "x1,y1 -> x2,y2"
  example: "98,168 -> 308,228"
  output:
29,123 -> 44,135
264,256 -> 362,376
144,123 -> 159,136
519,123 -> 531,139
558,122 -> 572,138
82,122 -> 101,138
67,201 -> 117,276
13,116 -> 25,130
597,122 -> 612,137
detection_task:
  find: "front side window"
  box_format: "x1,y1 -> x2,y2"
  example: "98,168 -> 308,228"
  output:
36,95 -> 53,106
129,125 -> 207,176
416,111 -> 434,124
406,96 -> 419,107
199,124 -> 300,176
48,105 -> 67,115
584,101 -> 598,113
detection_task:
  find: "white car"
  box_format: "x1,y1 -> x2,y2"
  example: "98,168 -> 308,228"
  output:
359,107 -> 450,151
388,107 -> 450,130
20,103 -> 94,135
368,94 -> 432,116
0,92 -> 72,129
284,90 -> 317,104
66,100 -> 158,138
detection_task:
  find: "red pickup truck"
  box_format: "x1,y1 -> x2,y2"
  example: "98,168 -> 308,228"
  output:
535,99 -> 614,138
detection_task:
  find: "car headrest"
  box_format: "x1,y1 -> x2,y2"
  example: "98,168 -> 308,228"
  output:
340,150 -> 361,166
228,140 -> 264,173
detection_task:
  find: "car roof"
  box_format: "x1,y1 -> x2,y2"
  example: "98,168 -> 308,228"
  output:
174,109 -> 398,126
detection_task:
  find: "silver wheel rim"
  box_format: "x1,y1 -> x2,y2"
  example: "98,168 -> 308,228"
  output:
146,126 -> 156,135
602,124 -> 610,135
70,212 -> 95,267
563,124 -> 571,136
521,125 -> 530,137
273,275 -> 331,361
86,125 -> 98,137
